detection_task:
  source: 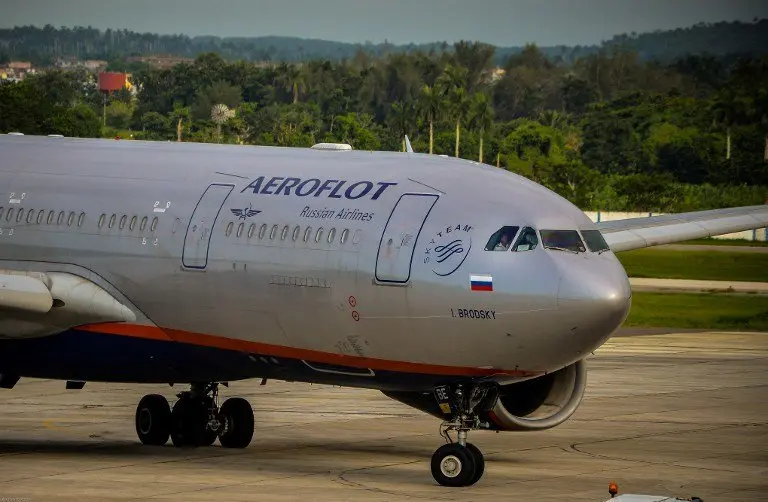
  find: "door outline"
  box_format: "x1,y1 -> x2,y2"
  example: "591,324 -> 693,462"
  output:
182,183 -> 235,269
375,192 -> 439,284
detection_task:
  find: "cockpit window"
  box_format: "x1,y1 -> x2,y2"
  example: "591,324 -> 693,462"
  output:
581,229 -> 610,253
540,230 -> 586,253
484,226 -> 520,251
512,227 -> 538,252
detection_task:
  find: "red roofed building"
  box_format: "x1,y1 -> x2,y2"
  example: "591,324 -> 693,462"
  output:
98,72 -> 129,93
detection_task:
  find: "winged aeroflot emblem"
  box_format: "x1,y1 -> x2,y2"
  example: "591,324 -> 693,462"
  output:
230,204 -> 261,220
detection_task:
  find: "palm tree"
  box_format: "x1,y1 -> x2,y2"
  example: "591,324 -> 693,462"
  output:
389,100 -> 414,151
170,101 -> 190,142
470,93 -> 494,163
417,85 -> 442,154
276,64 -> 308,105
448,87 -> 472,158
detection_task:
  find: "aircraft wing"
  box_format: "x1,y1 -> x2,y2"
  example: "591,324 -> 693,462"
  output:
596,205 -> 768,252
0,270 -> 136,339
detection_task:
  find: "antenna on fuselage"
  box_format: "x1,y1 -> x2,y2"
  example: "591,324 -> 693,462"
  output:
404,135 -> 414,154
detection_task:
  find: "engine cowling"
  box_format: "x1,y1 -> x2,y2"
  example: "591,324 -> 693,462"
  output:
480,359 -> 587,431
383,359 -> 587,432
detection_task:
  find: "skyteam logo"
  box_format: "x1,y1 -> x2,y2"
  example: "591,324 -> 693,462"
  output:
423,223 -> 473,277
230,204 -> 261,220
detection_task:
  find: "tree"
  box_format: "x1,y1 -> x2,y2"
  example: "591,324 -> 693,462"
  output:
417,84 -> 442,154
443,85 -> 471,158
47,104 -> 102,138
276,64 -> 308,104
169,101 -> 191,142
192,80 -> 242,120
388,100 -> 414,151
469,93 -> 494,163
105,101 -> 134,130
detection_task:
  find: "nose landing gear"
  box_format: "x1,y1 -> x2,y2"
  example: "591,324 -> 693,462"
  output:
134,382 -> 254,448
430,383 -> 496,487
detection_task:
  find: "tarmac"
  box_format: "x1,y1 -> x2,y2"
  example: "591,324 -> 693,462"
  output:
1,331 -> 767,502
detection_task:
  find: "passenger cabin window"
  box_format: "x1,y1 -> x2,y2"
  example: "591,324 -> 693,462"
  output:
129,216 -> 137,231
292,225 -> 300,241
140,217 -> 148,231
6,208 -> 13,221
303,226 -> 312,242
340,228 -> 349,244
327,228 -> 336,243
78,212 -> 85,227
98,214 -> 105,228
67,212 -> 75,226
248,224 -> 255,238
26,209 -> 34,223
581,229 -> 610,253
258,224 -> 267,239
47,211 -> 54,224
314,227 -> 324,243
225,222 -> 234,236
485,226 -> 520,251
512,227 -> 539,252
37,209 -> 45,224
150,217 -> 158,232
269,224 -> 278,240
236,222 -> 244,238
57,211 -> 64,225
16,209 -> 23,222
280,225 -> 289,240
540,230 -> 586,253
109,214 -> 116,229
119,215 -> 126,229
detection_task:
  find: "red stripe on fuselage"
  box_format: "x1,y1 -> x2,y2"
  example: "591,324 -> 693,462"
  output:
77,323 -> 541,378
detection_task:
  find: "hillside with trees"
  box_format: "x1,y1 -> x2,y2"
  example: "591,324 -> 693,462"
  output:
1,25 -> 767,212
1,20 -> 767,66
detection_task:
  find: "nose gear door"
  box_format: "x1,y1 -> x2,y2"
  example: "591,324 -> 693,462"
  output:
375,193 -> 439,284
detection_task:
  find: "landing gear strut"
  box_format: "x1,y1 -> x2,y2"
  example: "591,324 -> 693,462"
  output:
134,383 -> 254,448
430,383 -> 496,487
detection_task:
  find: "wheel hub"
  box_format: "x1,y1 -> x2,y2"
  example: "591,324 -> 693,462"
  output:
440,455 -> 462,478
138,408 -> 152,435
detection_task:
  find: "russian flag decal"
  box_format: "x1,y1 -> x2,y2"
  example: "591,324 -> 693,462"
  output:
470,274 -> 493,291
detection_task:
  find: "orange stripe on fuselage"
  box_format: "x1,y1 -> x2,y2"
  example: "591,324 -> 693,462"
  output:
77,322 -> 541,378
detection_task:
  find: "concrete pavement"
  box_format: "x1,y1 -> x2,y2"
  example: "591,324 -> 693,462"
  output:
1,331 -> 766,501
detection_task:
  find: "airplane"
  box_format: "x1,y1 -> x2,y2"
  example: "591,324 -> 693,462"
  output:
1,133 -> 767,487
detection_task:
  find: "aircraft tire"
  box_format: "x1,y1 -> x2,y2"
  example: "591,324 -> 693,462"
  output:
430,443 -> 478,487
135,394 -> 171,446
218,397 -> 254,449
170,397 -> 209,447
464,443 -> 485,485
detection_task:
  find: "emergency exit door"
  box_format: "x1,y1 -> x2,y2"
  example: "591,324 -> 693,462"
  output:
375,193 -> 439,283
182,183 -> 234,269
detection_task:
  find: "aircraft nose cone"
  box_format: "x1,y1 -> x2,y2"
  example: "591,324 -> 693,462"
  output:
556,256 -> 632,351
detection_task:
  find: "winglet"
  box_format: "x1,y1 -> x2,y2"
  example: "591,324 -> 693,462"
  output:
404,135 -> 414,154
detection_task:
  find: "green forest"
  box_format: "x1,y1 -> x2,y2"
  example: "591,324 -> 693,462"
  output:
1,23 -> 767,212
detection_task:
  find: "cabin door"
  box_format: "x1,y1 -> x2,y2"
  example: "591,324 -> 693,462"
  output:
182,183 -> 234,269
375,193 -> 439,284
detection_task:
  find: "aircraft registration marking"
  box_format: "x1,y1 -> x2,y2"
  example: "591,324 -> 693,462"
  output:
451,308 -> 496,320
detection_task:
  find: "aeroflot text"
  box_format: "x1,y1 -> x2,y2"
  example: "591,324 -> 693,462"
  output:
241,176 -> 398,200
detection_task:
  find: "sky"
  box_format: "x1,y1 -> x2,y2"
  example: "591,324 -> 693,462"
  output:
1,0 -> 767,47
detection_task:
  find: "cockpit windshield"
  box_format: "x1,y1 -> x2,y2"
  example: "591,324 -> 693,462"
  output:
511,227 -> 538,252
485,226 -> 520,251
540,230 -> 586,253
581,229 -> 610,253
